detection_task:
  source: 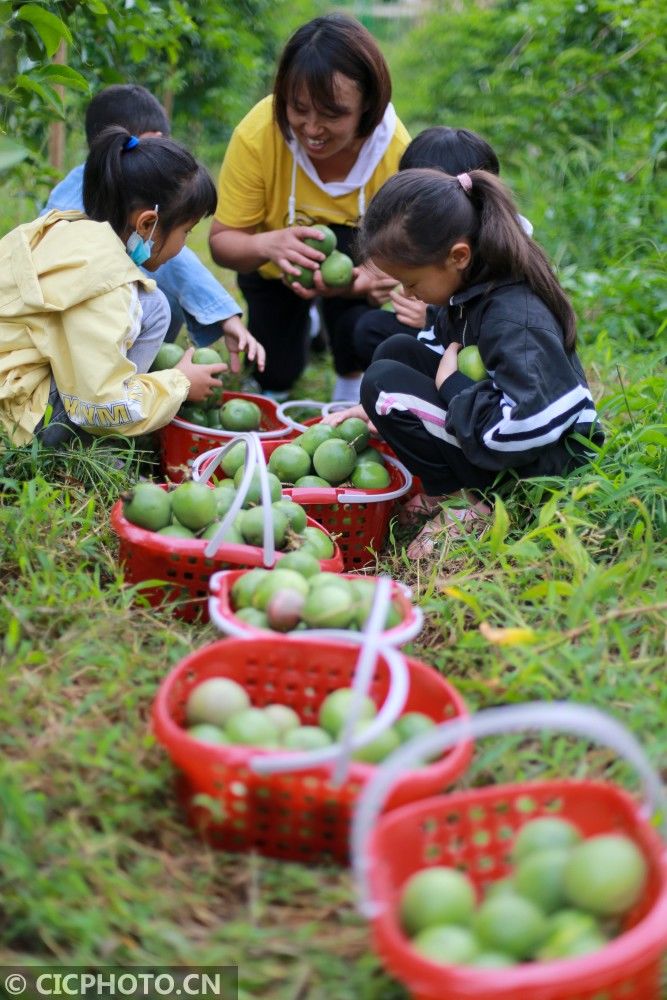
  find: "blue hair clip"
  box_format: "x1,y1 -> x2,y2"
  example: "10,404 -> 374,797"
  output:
123,135 -> 140,151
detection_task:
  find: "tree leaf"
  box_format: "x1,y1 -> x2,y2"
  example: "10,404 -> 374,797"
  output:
0,136 -> 30,172
35,64 -> 90,93
15,4 -> 73,58
14,73 -> 64,112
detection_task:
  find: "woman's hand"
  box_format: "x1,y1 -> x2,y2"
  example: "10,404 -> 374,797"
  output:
176,347 -> 228,403
435,342 -> 461,389
258,225 -> 328,277
391,289 -> 428,329
320,403 -> 377,434
221,315 -> 266,373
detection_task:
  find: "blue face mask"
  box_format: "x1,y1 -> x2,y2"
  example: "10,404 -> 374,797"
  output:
126,206 -> 159,266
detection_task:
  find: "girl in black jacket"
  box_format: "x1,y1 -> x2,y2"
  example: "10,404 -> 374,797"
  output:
351,167 -> 603,558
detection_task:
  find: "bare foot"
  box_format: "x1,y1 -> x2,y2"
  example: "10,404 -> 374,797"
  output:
406,502 -> 491,559
399,492 -> 443,525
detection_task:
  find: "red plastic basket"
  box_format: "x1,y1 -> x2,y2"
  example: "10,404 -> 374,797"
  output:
353,706 -> 667,1000
110,490 -> 343,623
193,438 -> 412,571
159,391 -> 292,483
208,569 -> 423,647
151,636 -> 471,863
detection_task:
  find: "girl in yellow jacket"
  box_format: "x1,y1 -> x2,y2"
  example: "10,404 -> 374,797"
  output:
0,125 -> 264,447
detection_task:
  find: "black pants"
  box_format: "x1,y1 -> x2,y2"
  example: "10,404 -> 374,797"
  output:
237,224 -> 373,392
361,335 -> 498,496
352,308 -> 421,368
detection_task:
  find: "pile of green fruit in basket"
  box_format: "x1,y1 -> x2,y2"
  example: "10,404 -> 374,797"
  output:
121,480 -> 334,555
229,567 -> 404,634
234,419 -> 389,489
398,816 -> 648,968
284,224 -> 354,290
184,676 -> 439,763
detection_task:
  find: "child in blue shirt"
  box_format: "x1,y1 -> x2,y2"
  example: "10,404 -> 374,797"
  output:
43,84 -> 257,374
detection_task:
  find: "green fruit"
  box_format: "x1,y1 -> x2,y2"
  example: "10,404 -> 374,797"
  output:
235,606 -> 270,629
537,910 -> 607,961
514,848 -> 570,914
303,224 -> 337,256
204,385 -> 225,410
308,571 -> 345,589
233,467 -> 282,507
206,409 -> 224,429
266,587 -> 305,631
411,925 -> 480,965
170,481 -> 217,531
201,519 -> 245,546
394,712 -> 436,743
484,877 -> 518,901
286,265 -> 316,288
318,688 -> 376,738
150,342 -> 185,371
268,443 -> 311,483
239,505 -> 288,548
294,475 -> 331,488
283,725 -> 333,751
220,440 -> 249,478
471,952 -> 516,968
213,487 -> 235,518
157,524 -> 195,539
302,582 -> 355,628
179,405 -> 208,427
512,817 -> 582,863
220,398 -> 261,432
187,723 -> 229,745
320,249 -> 354,287
299,525 -> 335,560
334,417 -> 370,452
192,347 -> 223,365
474,895 -> 549,959
457,345 -> 487,381
356,446 -> 385,466
276,550 -> 321,579
264,704 -> 300,737
272,499 -> 307,534
352,722 -> 401,763
351,463 -> 391,490
185,677 -> 250,727
252,569 -> 309,611
231,569 -> 270,609
380,300 -> 395,312
400,867 -> 477,936
225,708 -> 279,748
312,438 -> 357,484
563,834 -> 647,916
295,424 -> 336,456
123,482 -> 172,531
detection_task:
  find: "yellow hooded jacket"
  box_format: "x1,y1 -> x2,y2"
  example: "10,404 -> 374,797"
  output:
0,210 -> 190,445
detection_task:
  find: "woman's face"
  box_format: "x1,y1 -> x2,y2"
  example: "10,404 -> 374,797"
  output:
286,73 -> 365,162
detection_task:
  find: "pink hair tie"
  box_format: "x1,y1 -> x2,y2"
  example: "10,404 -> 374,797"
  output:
457,172 -> 472,193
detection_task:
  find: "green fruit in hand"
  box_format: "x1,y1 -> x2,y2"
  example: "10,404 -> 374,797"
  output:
276,550 -> 321,579
512,817 -> 582,863
272,499 -> 307,534
334,417 -> 370,452
191,347 -> 224,365
186,677 -> 250,727
157,524 -> 195,539
302,582 -> 355,628
474,895 -> 548,959
304,224 -> 337,256
239,505 -> 288,548
225,708 -> 279,748
294,475 -> 331,488
231,568 -> 270,609
380,300 -> 395,312
318,688 -> 376,737
220,398 -> 261,432
320,250 -> 354,287
187,723 -> 229,745
123,482 -> 172,531
268,443 -> 311,483
457,345 -> 487,381
514,848 -> 570,914
312,438 -> 357,484
170,481 -> 217,531
252,569 -> 309,611
233,467 -> 282,507
351,462 -> 391,490
352,722 -> 401,763
400,867 -> 477,936
295,424 -> 336,455
264,704 -> 300,736
411,925 -> 480,965
284,725 -> 333,751
151,342 -> 185,371
563,834 -> 647,916
286,265 -> 316,289
299,525 -> 335,560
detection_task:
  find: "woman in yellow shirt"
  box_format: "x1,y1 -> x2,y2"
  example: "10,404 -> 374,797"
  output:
209,13 -> 409,401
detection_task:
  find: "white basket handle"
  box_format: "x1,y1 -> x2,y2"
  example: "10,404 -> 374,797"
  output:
337,452 -> 413,504
202,433 -> 276,567
274,399 -> 328,432
351,702 -> 667,918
